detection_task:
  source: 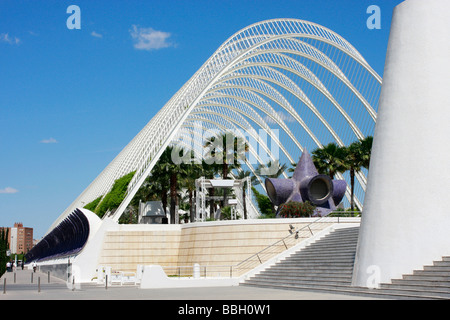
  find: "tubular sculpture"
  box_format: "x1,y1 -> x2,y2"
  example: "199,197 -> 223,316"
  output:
266,149 -> 346,216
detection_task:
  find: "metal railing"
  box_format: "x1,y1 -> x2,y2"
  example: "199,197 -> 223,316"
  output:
162,213 -> 360,278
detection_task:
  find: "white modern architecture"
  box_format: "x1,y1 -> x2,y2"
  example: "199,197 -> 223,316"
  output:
48,18 -> 381,233
352,0 -> 450,287
28,18 -> 386,285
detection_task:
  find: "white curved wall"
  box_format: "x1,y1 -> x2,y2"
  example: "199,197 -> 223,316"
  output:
352,0 -> 450,287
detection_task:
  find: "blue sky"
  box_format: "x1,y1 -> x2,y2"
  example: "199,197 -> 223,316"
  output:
0,0 -> 404,239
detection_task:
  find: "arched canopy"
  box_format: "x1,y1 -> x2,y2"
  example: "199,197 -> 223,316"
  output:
49,18 -> 380,231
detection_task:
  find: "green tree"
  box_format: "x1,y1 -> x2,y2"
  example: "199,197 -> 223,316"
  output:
256,160 -> 287,180
202,158 -> 220,219
147,160 -> 171,215
341,141 -> 366,211
84,196 -> 102,212
252,187 -> 275,218
179,154 -> 203,223
311,142 -> 347,179
204,131 -> 248,212
95,171 -> 136,218
156,146 -> 190,224
236,170 -> 257,220
360,136 -> 373,170
0,228 -> 9,277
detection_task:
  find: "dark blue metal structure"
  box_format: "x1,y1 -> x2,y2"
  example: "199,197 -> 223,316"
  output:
25,209 -> 90,262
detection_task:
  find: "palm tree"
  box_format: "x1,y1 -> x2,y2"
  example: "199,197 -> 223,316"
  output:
180,156 -> 203,223
341,141 -> 366,211
236,170 -> 258,219
200,158 -> 220,219
360,136 -> 373,170
204,131 -> 249,208
256,160 -> 288,179
288,162 -> 297,176
311,142 -> 347,179
339,137 -> 373,211
154,146 -> 189,224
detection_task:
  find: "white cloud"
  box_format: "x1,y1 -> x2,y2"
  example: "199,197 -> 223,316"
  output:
40,138 -> 58,144
0,33 -> 20,45
129,25 -> 174,51
91,31 -> 103,38
0,187 -> 19,194
264,111 -> 296,125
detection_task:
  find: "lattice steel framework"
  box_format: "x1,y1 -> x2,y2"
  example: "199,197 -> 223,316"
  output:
49,19 -> 381,231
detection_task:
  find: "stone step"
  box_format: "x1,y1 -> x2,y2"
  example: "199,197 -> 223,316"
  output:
244,278 -> 352,289
431,260 -> 450,267
287,257 -> 355,263
412,270 -> 450,277
251,273 -> 353,282
268,261 -> 354,269
258,273 -> 353,282
243,225 -> 450,300
306,233 -> 359,243
423,265 -> 450,271
292,247 -> 357,254
391,278 -> 450,288
242,280 -> 449,300
402,274 -> 450,282
263,265 -> 354,273
303,239 -> 358,246
314,230 -> 359,237
288,249 -> 356,257
379,283 -> 450,297
286,252 -> 356,259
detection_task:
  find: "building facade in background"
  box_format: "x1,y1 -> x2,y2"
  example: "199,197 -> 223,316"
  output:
0,223 -> 33,255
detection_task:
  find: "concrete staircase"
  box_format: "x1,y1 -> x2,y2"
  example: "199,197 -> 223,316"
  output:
375,257 -> 450,299
241,226 -> 450,300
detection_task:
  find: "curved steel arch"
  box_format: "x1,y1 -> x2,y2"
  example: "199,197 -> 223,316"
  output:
200,90 -> 305,152
196,98 -> 296,161
48,18 -> 380,232
184,106 -> 357,206
174,124 -> 266,187
208,80 -> 323,148
178,116 -> 276,185
229,49 -> 377,124
205,58 -> 371,195
191,106 -> 293,170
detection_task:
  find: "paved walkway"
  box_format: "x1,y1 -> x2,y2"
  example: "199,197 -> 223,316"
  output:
0,268 -> 383,300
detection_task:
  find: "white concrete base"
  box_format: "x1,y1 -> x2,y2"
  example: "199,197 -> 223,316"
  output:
139,265 -> 240,289
139,222 -> 360,289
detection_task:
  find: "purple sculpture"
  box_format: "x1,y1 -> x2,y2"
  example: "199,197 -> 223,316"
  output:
265,149 -> 347,217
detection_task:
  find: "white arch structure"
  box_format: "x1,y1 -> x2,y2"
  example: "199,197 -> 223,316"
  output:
49,19 -> 381,231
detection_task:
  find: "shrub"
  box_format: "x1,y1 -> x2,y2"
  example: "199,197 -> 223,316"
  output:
84,196 -> 102,212
220,206 -> 240,220
278,201 -> 316,218
95,171 -> 135,218
251,187 -> 275,217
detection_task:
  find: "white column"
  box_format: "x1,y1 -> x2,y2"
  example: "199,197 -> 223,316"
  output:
352,0 -> 450,287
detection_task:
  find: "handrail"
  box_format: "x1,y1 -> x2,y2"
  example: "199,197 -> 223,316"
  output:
234,215 -> 324,268
162,212 -> 360,278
